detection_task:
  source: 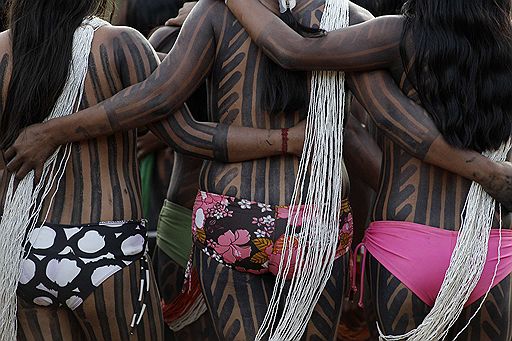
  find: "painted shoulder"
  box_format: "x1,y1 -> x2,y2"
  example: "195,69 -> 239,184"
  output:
93,25 -> 147,48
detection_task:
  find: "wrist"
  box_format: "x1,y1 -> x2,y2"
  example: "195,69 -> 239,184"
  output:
425,137 -> 487,182
42,120 -> 61,147
281,128 -> 289,156
45,116 -> 79,147
264,129 -> 283,156
470,155 -> 496,184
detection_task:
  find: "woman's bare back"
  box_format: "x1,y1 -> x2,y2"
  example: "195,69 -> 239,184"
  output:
0,25 -> 159,224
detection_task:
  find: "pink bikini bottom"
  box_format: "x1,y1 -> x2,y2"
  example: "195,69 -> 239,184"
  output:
352,221 -> 512,307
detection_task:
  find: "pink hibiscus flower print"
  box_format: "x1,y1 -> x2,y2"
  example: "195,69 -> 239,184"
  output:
214,230 -> 252,264
276,205 -> 306,226
341,213 -> 353,233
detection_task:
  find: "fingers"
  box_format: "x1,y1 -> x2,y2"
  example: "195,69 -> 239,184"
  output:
165,18 -> 180,26
15,163 -> 33,181
4,146 -> 16,163
166,2 -> 197,26
33,165 -> 44,185
4,150 -> 37,181
6,155 -> 22,175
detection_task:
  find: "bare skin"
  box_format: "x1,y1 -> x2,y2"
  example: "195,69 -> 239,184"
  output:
0,25 -> 168,340
222,0 -> 512,209
165,2 -> 198,27
0,17 -> 301,341
224,0 -> 512,339
3,1 -> 511,340
148,23 -> 218,341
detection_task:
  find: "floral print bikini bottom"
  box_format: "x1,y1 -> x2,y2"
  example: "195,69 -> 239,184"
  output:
191,191 -> 353,277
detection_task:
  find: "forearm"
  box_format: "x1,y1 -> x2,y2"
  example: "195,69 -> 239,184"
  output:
45,66 -> 196,146
348,71 -> 435,158
348,71 -> 494,182
226,0 -> 400,71
45,3 -> 215,146
344,112 -> 382,191
424,138 -> 496,184
148,107 -> 285,162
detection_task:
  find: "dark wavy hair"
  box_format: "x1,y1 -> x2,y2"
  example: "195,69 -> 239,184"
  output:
0,0 -> 7,30
0,0 -> 113,149
261,9 -> 324,114
353,0 -> 406,16
121,0 -> 183,37
400,0 -> 512,152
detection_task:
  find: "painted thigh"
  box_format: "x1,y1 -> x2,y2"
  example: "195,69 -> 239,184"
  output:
156,246 -> 218,341
447,274 -> 512,341
196,249 -> 348,341
366,254 -> 430,336
367,254 -> 512,341
73,258 -> 164,341
17,296 -> 86,341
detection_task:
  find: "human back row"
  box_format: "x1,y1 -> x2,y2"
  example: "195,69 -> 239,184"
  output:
1,0 -> 512,340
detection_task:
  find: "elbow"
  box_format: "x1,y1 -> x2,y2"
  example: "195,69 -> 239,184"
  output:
279,53 -> 302,70
267,48 -> 301,70
258,36 -> 303,70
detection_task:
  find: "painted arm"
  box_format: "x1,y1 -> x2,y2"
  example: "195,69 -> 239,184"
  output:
224,0 -> 402,71
3,0 -> 302,178
147,105 -> 304,162
348,70 -> 512,210
224,0 -> 512,208
225,0 -> 495,178
344,112 -> 382,191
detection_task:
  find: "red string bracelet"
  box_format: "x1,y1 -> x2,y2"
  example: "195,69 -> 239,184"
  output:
281,128 -> 289,155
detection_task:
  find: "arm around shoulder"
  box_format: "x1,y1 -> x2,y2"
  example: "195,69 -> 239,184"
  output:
226,0 -> 402,71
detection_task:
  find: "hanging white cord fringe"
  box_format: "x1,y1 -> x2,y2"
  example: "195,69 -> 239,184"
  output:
255,1 -> 349,340
0,17 -> 107,341
168,295 -> 208,332
377,140 -> 512,341
278,0 -> 297,13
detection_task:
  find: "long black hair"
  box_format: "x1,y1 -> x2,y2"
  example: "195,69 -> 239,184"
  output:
0,0 -> 113,149
261,9 -> 324,114
401,0 -> 512,152
0,0 -> 7,31
353,0 -> 406,16
122,0 -> 183,37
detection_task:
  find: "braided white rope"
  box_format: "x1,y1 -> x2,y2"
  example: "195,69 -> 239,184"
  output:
378,140 -> 512,341
0,17 -> 107,340
255,1 -> 349,340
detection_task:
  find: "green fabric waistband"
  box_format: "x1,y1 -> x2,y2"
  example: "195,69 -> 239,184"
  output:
139,153 -> 155,218
156,200 -> 193,268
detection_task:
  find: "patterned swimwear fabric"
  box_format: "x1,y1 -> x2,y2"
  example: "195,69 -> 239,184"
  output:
192,191 -> 353,277
18,221 -> 147,310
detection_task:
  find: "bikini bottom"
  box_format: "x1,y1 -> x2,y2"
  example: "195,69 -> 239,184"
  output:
352,220 -> 512,307
191,190 -> 353,278
157,200 -> 192,269
18,220 -> 147,310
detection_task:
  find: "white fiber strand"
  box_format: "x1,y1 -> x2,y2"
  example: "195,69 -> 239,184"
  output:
278,0 -> 297,13
255,2 -> 349,340
378,139 -> 512,341
0,17 -> 107,340
168,295 -> 209,332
